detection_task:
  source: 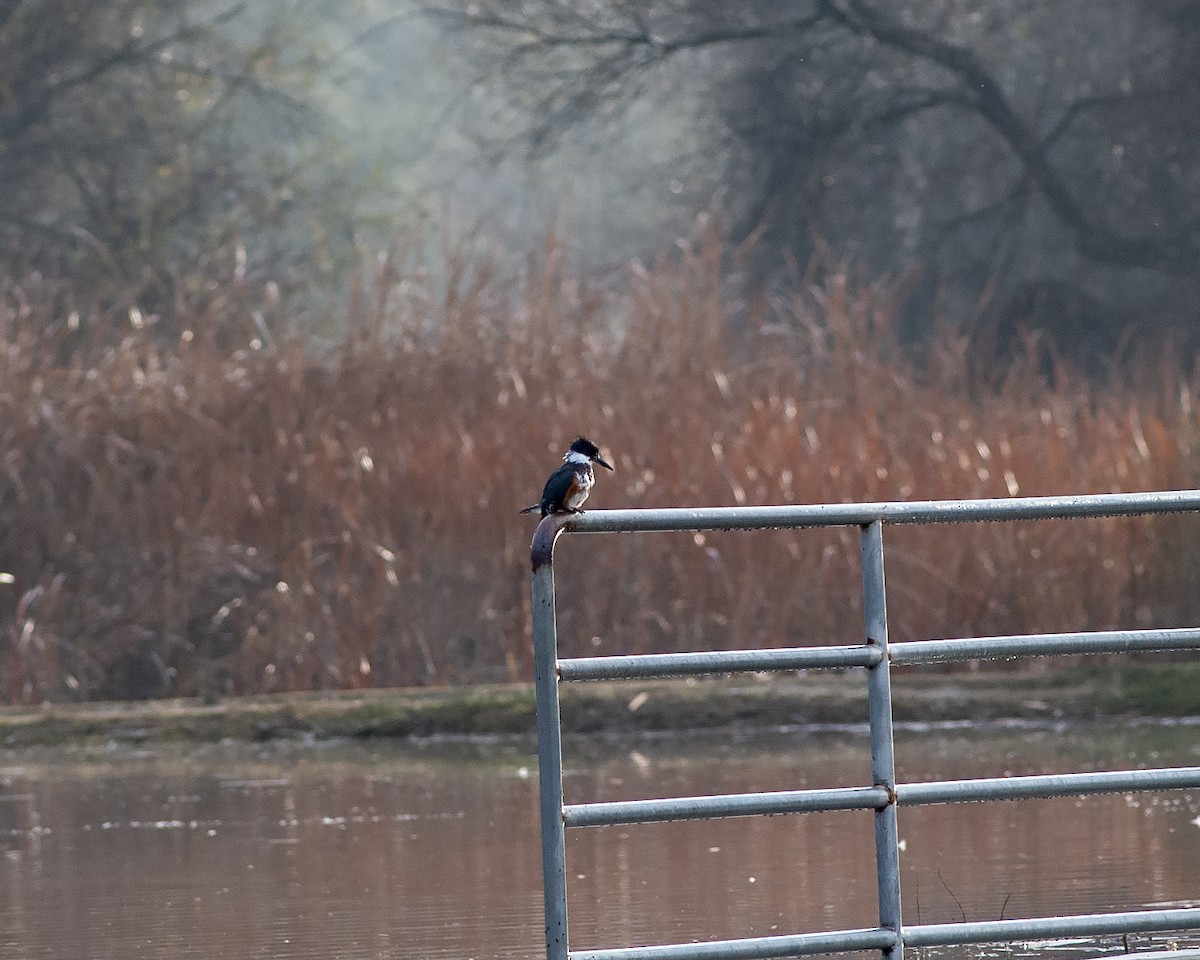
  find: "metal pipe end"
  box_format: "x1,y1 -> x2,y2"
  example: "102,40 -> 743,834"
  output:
531,514 -> 574,573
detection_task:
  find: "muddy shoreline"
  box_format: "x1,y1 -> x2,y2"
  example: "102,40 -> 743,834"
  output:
1,661 -> 1196,748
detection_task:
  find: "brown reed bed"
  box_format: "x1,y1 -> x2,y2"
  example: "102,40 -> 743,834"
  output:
2,231 -> 1199,703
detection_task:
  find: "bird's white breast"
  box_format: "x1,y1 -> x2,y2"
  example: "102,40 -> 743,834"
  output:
565,467 -> 594,509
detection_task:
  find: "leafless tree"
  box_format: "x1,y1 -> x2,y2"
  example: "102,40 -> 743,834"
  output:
429,0 -> 1200,349
0,1 -> 355,311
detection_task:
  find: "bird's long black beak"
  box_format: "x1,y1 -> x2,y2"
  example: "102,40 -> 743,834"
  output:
593,455 -> 614,471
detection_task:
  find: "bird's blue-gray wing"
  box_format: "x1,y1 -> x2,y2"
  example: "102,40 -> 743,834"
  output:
540,464 -> 577,512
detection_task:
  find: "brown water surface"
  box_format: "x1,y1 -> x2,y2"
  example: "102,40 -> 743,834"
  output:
1,720 -> 1198,959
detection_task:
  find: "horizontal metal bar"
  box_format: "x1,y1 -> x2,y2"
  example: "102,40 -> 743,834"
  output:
904,908 -> 1200,948
564,786 -> 889,827
567,767 -> 1200,830
891,627 -> 1200,664
563,910 -> 1200,960
564,489 -> 1200,535
570,926 -> 897,960
558,644 -> 881,681
897,767 -> 1200,805
556,628 -> 1196,682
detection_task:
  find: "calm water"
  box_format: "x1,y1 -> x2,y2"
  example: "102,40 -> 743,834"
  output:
1,720 -> 1198,960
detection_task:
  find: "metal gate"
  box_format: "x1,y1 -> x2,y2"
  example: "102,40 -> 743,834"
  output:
529,490 -> 1200,960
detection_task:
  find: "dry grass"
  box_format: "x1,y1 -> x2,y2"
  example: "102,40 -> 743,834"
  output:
2,229 -> 1199,703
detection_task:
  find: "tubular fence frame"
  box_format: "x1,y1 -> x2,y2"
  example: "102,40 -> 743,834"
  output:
529,489 -> 1200,960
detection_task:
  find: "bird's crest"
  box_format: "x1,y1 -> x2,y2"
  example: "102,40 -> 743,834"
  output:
567,436 -> 601,459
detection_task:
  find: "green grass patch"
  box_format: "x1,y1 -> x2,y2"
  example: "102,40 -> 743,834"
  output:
1116,662 -> 1200,716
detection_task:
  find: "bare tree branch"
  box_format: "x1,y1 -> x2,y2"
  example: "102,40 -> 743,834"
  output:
819,0 -> 1197,270
0,5 -> 247,142
429,3 -> 825,57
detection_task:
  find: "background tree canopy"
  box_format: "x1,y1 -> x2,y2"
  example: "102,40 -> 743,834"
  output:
0,0 -> 372,313
3,1 -> 1198,351
426,0 -> 1200,353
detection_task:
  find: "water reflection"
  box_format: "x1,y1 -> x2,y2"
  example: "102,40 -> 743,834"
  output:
0,722 -> 1197,959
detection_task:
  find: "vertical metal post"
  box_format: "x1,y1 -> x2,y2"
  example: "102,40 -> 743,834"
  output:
861,521 -> 904,960
532,518 -> 570,960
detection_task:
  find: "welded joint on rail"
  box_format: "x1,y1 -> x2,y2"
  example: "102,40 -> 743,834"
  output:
531,514 -> 574,572
876,782 -> 898,805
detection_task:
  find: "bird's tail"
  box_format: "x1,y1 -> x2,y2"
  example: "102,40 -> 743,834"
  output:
518,504 -> 540,514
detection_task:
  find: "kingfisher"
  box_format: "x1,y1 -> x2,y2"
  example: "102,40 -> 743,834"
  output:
520,436 -> 615,516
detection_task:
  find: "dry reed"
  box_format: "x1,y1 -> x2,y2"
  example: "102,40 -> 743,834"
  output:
2,230 -> 1199,702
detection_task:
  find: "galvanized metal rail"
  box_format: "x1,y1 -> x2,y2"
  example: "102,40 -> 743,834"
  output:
529,489 -> 1200,960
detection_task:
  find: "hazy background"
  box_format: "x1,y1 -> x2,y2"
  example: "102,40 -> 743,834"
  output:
5,1 -> 1199,346
3,1 -> 1200,701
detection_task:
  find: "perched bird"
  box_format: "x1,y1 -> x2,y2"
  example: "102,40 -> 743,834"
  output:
520,436 -> 614,517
